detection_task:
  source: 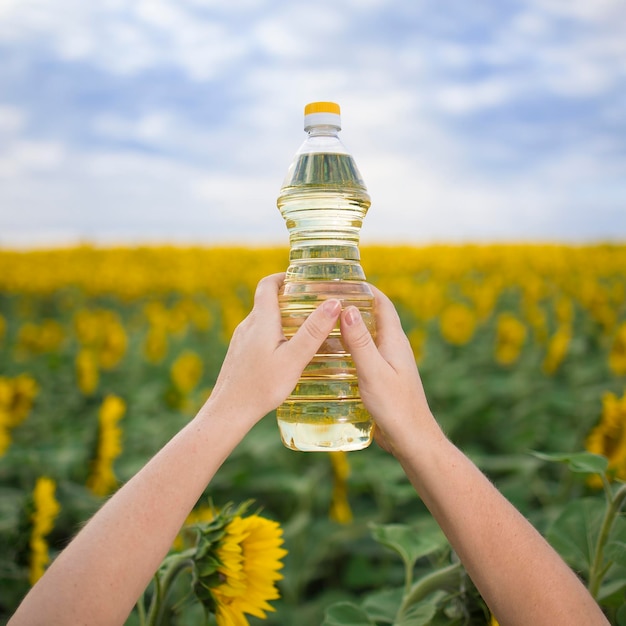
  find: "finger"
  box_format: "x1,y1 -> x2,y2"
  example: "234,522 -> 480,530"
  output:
278,298 -> 342,371
253,273 -> 285,309
368,286 -> 415,366
249,273 -> 286,334
340,306 -> 385,377
369,286 -> 404,347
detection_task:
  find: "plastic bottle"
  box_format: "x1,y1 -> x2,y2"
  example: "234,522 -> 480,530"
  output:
276,101 -> 375,452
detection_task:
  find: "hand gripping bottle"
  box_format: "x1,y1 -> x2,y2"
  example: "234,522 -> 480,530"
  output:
276,101 -> 375,452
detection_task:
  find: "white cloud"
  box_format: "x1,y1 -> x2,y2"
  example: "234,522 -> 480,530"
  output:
192,174 -> 279,220
0,105 -> 26,134
535,0 -> 626,21
0,0 -> 251,80
0,140 -> 65,177
434,78 -> 519,115
253,16 -> 310,59
0,142 -> 287,246
0,0 -> 624,246
94,111 -> 175,143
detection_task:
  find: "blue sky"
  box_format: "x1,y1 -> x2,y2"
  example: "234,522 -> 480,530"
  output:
0,0 -> 625,247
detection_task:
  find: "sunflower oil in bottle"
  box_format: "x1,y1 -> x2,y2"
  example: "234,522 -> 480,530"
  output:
276,101 -> 375,452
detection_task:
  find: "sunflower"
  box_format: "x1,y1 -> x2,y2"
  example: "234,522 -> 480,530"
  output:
211,514 -> 287,625
609,322 -> 626,376
29,477 -> 61,585
439,303 -> 477,346
328,451 -> 353,524
0,374 -> 39,456
86,395 -> 126,496
586,391 -> 626,486
494,312 -> 527,366
171,351 -> 203,394
141,502 -> 287,626
542,325 -> 571,375
75,349 -> 99,396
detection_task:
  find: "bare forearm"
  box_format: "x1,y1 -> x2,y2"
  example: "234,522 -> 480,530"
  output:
9,401 -> 252,626
9,274 -> 344,626
397,434 -> 608,626
337,295 -> 607,624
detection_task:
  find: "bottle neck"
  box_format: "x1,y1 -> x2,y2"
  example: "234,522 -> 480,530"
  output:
305,125 -> 340,138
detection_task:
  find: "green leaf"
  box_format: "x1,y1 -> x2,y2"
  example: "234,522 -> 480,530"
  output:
396,600 -> 438,626
369,521 -> 448,570
616,602 -> 626,626
546,497 -> 605,575
531,451 -> 609,475
605,541 -> 626,569
194,535 -> 216,560
192,580 -> 214,604
361,588 -> 404,623
321,601 -> 377,626
402,562 -> 463,609
195,555 -> 220,578
597,577 -> 626,604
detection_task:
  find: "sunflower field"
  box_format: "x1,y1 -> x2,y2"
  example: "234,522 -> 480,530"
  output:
1,243 -> 626,625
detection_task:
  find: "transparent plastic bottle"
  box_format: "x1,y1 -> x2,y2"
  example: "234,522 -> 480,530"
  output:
276,101 -> 375,452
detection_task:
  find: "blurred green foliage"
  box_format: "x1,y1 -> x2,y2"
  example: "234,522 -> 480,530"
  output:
1,244 -> 625,624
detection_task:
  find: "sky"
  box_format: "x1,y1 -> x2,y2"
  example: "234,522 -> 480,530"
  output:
0,0 -> 625,248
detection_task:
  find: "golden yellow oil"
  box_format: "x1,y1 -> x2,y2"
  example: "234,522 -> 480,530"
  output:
277,152 -> 375,451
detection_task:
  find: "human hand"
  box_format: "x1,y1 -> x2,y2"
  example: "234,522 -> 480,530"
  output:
339,286 -> 442,457
207,273 -> 342,429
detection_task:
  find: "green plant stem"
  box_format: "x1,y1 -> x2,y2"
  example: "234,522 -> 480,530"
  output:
403,558 -> 413,597
588,482 -> 626,599
146,551 -> 194,626
136,592 -> 147,626
396,561 -> 463,621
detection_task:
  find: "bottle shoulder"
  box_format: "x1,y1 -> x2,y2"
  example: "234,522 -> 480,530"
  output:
281,152 -> 368,191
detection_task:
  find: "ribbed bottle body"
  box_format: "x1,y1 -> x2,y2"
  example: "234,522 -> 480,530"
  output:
276,150 -> 375,452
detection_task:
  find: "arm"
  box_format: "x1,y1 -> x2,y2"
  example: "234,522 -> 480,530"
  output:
339,289 -> 609,626
9,273 -> 343,626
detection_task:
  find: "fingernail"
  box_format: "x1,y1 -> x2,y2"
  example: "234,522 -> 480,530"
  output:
345,306 -> 360,326
322,299 -> 341,317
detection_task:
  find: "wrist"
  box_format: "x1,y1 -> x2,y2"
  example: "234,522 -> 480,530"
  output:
195,393 -> 261,447
390,415 -> 450,468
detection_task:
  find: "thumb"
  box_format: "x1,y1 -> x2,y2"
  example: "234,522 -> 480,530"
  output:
279,298 -> 342,371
